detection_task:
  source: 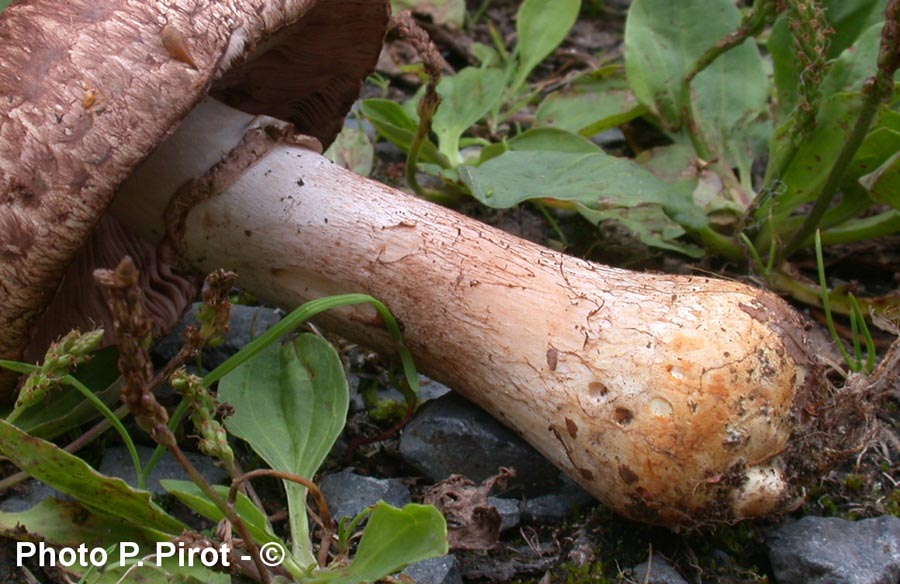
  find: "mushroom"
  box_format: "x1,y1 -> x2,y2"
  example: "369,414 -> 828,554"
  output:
0,0 -> 388,380
0,0 -> 828,529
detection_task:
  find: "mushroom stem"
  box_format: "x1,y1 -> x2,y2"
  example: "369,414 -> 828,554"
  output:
113,100 -> 821,529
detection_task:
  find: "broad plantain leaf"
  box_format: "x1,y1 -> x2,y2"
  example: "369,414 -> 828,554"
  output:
0,498 -> 161,548
624,0 -> 767,138
833,110 -> 900,222
575,204 -> 704,258
510,0 -> 581,92
505,127 -> 602,153
163,479 -> 307,580
760,92 -> 864,223
637,143 -> 741,218
325,126 -> 374,177
84,553 -> 230,584
821,24 -> 887,97
459,150 -> 706,229
307,503 -> 448,584
161,480 -> 280,547
359,99 -> 443,165
432,67 -> 506,166
391,0 -> 465,27
860,149 -> 900,210
218,334 -> 348,568
11,347 -> 121,440
824,0 -> 889,57
848,113 -> 900,180
636,143 -> 698,190
0,499 -> 224,584
535,74 -> 646,136
0,418 -> 185,538
477,127 -> 600,164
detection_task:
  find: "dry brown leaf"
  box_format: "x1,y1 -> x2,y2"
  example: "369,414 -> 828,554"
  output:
423,467 -> 515,551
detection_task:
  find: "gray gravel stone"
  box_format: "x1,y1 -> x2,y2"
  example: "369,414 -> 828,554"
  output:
349,374 -> 452,413
629,554 -> 688,584
99,445 -> 230,496
488,497 -> 521,532
591,127 -> 626,147
768,515 -> 900,584
373,140 -> 406,162
402,555 -> 463,584
0,481 -> 59,513
399,393 -> 561,496
319,469 -> 412,522
521,475 -> 595,523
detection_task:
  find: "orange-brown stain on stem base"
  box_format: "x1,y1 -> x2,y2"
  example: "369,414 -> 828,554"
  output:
588,381 -> 608,396
618,465 -> 640,485
565,417 -> 578,438
703,370 -> 731,398
614,407 -> 634,425
546,346 -> 558,371
669,333 -> 706,353
161,26 -> 197,69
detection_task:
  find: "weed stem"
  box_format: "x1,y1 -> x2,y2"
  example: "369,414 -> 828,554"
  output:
778,86 -> 889,261
679,0 -> 777,208
165,436 -> 271,583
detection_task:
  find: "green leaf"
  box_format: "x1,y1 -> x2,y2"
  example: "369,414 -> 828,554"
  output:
308,503 -> 448,584
476,127 -> 600,165
860,148 -> 900,209
219,334 -> 349,568
391,0 -> 465,27
624,0 -> 768,141
759,92 -> 864,222
636,143 -> 696,185
767,18 -> 798,118
477,141 -> 508,164
432,67 -> 506,166
825,0 -> 889,57
505,128 -> 602,153
359,99 -> 443,165
639,143 -> 741,215
0,418 -> 185,538
162,479 -> 308,579
0,498 -> 161,548
84,552 -> 231,584
219,334 -> 347,487
0,500 -> 224,584
459,150 -> 706,229
535,75 -> 646,136
11,347 -> 121,440
575,204 -> 704,258
325,126 -> 374,177
162,480 -> 279,546
471,42 -> 501,67
755,110 -> 899,246
510,0 -> 581,92
849,119 -> 900,180
821,24 -> 886,97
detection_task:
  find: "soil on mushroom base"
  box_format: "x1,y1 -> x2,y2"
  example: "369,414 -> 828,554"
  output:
359,1 -> 900,581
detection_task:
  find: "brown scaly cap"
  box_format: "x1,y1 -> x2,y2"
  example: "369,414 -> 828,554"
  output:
0,0 -> 389,396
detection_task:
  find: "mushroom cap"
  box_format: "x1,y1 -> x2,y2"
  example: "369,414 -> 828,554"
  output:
0,0 -> 390,395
